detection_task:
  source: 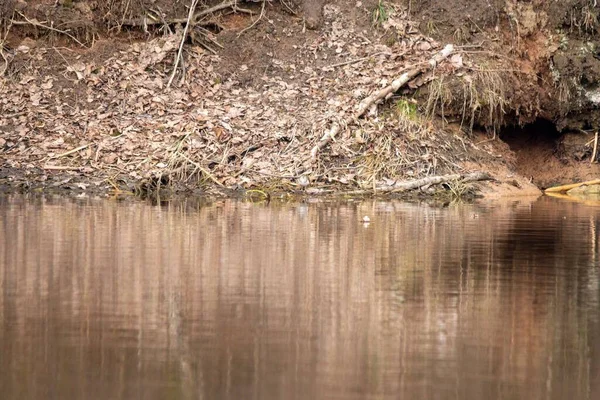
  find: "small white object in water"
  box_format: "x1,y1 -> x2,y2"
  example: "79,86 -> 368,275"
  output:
362,216 -> 371,223
297,176 -> 309,188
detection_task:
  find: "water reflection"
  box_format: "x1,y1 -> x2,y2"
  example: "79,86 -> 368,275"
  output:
0,195 -> 599,400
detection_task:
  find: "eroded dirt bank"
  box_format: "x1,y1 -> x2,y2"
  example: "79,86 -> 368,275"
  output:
0,0 -> 598,199
410,0 -> 600,188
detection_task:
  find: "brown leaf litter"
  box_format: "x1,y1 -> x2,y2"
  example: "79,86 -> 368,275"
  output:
0,3 -> 518,198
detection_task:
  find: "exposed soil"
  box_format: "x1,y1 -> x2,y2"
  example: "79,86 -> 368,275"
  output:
410,0 -> 600,131
500,120 -> 600,189
408,0 -> 600,192
1,0 -> 598,199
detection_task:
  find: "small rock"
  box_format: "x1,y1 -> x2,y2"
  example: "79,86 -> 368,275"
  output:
298,176 -> 310,187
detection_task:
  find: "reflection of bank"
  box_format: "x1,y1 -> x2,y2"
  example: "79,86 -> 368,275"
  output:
546,189 -> 600,206
0,197 -> 599,399
545,191 -> 600,267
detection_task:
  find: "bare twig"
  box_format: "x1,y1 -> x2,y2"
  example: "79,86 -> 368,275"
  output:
591,131 -> 598,164
42,165 -> 83,171
50,144 -> 90,159
0,19 -> 13,77
11,11 -> 86,47
237,0 -> 266,37
322,51 -> 387,70
167,0 -> 200,89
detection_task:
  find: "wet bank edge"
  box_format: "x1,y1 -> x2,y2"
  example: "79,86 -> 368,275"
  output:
0,165 -> 541,202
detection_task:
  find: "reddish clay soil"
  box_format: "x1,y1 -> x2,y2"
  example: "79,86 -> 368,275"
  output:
500,120 -> 600,189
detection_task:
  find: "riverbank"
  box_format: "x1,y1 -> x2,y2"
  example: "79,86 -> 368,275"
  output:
1,1 -> 597,200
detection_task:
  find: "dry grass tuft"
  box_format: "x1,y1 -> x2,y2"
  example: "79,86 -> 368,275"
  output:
569,1 -> 598,33
354,110 -> 437,187
425,68 -> 508,136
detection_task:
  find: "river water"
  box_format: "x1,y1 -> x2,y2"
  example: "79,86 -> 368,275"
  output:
0,195 -> 599,400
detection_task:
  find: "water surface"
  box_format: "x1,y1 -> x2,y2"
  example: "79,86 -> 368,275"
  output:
1,195 -> 599,399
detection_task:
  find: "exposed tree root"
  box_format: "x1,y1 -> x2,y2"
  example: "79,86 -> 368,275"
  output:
120,0 -> 256,28
10,11 -> 86,47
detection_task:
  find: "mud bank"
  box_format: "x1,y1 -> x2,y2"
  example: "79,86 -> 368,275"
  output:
410,0 -> 600,187
0,0 -> 596,199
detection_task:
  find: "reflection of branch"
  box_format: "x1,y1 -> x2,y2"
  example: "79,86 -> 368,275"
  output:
167,291 -> 196,398
11,11 -> 86,47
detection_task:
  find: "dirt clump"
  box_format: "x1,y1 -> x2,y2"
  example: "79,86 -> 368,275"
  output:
301,0 -> 326,29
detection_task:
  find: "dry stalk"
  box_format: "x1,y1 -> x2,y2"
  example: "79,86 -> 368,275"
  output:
164,133 -> 225,186
50,144 -> 90,159
356,117 -> 429,185
0,17 -> 12,76
237,0 -> 266,37
167,0 -> 200,88
591,131 -> 598,164
11,11 -> 86,47
121,0 -> 254,27
427,66 -> 507,135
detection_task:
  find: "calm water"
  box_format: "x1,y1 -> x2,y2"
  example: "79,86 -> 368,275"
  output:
0,195 -> 599,400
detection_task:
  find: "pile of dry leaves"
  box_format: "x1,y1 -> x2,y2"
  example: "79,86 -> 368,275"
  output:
0,2 -> 500,197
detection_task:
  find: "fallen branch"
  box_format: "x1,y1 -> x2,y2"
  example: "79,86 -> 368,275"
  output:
344,171 -> 492,195
545,179 -> 600,193
355,45 -> 454,118
310,44 -> 454,161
